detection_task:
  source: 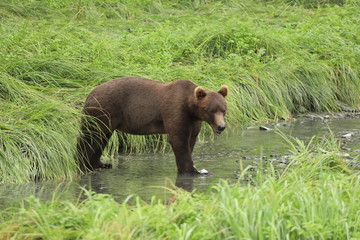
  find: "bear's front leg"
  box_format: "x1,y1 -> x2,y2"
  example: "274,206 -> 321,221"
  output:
168,133 -> 199,175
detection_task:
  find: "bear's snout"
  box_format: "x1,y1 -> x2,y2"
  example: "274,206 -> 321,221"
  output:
217,124 -> 226,132
211,112 -> 226,136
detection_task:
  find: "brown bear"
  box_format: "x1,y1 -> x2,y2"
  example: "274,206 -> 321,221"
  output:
77,77 -> 228,175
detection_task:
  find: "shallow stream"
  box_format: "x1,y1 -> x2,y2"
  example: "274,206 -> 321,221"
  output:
1,114 -> 359,207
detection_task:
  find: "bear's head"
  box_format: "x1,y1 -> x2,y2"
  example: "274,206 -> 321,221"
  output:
194,85 -> 228,136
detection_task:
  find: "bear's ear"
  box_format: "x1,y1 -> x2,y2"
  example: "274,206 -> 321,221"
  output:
218,85 -> 228,97
194,87 -> 207,100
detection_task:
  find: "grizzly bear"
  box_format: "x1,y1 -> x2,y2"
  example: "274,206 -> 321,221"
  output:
77,77 -> 228,175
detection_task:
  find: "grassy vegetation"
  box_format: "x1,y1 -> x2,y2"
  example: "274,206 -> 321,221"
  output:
1,133 -> 359,239
0,0 -> 359,182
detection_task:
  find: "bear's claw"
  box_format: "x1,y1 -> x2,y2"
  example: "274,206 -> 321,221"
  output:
103,163 -> 113,169
178,169 -> 212,176
95,163 -> 113,170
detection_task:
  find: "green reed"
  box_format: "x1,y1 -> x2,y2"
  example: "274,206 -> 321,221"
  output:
0,0 -> 359,182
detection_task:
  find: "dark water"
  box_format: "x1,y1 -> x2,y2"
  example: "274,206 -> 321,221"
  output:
0,116 -> 359,207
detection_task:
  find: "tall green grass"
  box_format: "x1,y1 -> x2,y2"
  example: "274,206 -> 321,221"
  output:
1,133 -> 359,239
0,0 -> 359,182
0,75 -> 80,183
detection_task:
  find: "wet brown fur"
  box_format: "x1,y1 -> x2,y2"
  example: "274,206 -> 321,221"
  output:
77,77 -> 228,174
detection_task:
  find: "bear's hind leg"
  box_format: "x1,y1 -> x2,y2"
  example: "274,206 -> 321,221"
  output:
90,131 -> 113,169
77,121 -> 113,171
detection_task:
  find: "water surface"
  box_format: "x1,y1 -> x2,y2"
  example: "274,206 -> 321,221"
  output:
0,116 -> 359,207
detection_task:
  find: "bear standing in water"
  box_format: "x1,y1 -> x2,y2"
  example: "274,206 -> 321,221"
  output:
77,77 -> 228,175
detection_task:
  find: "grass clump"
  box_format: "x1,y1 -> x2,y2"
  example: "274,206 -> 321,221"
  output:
0,76 -> 80,183
0,0 -> 359,182
0,135 -> 359,239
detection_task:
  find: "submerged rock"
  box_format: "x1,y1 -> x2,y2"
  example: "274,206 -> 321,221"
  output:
307,114 -> 324,120
342,133 -> 353,139
337,153 -> 351,158
259,126 -> 272,131
337,101 -> 356,112
277,163 -> 288,169
341,147 -> 352,151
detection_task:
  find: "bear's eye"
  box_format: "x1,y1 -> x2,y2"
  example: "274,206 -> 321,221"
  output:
205,108 -> 215,114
